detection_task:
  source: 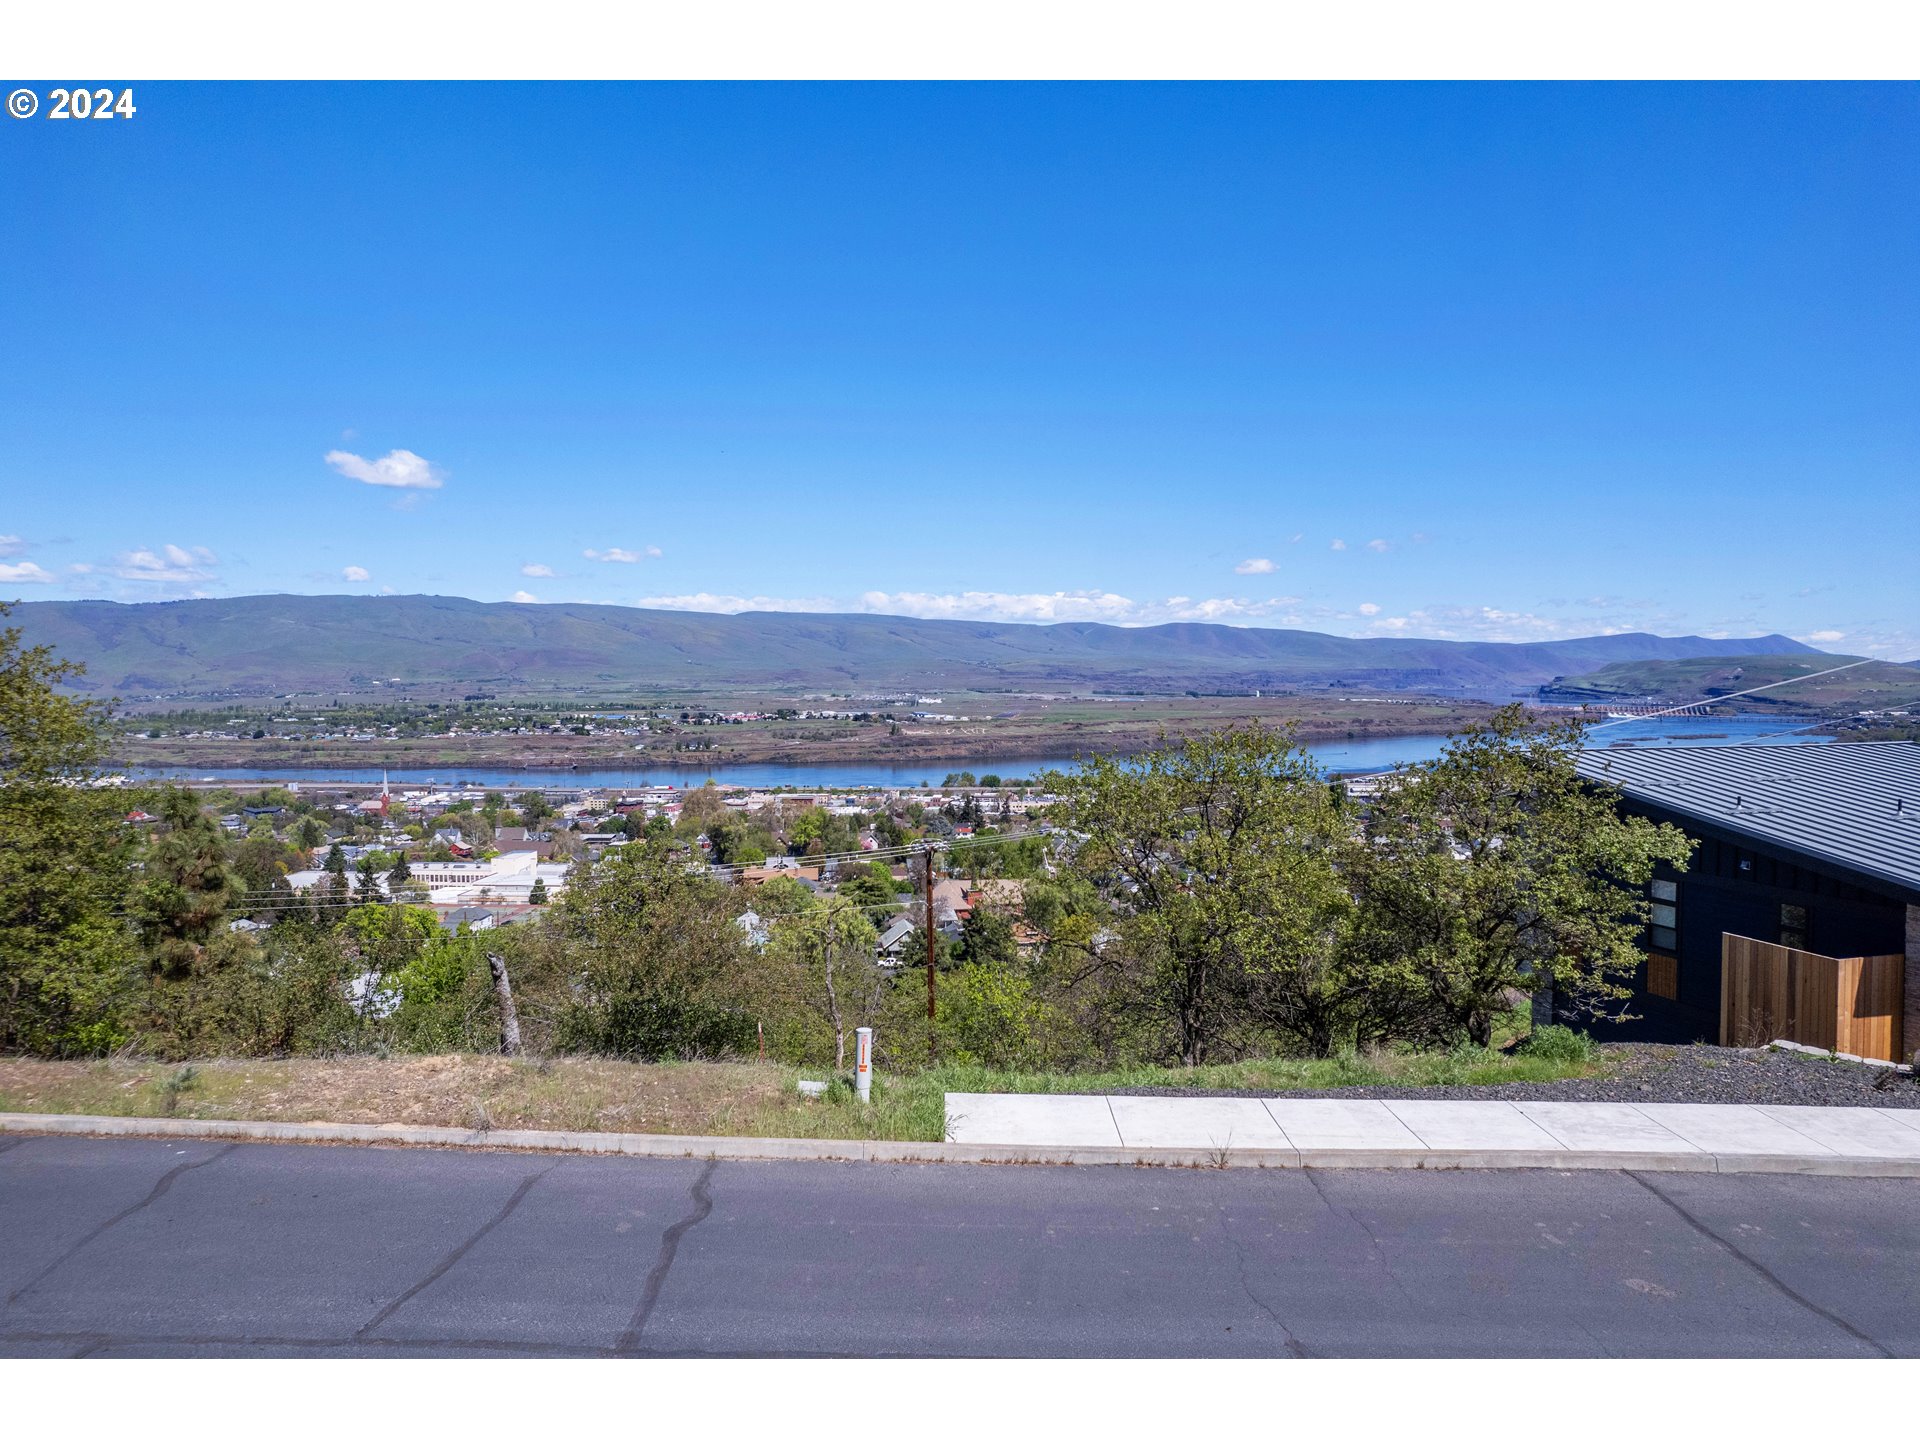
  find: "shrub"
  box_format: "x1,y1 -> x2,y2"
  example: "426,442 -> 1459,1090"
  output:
938,963 -> 1052,1070
558,995 -> 758,1061
1523,1023 -> 1596,1064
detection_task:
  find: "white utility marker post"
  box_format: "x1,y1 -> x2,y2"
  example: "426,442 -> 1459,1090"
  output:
855,1026 -> 874,1104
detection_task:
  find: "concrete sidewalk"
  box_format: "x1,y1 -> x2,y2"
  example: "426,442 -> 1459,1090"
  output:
944,1093 -> 1920,1175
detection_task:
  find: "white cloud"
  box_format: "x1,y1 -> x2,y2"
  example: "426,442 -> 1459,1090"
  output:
1366,538 -> 1391,553
0,535 -> 25,558
1369,605 -> 1586,643
861,590 -> 1139,623
1358,602 -> 1381,616
1840,628 -> 1920,659
510,590 -> 540,604
584,546 -> 662,563
1234,558 -> 1275,575
1803,629 -> 1846,644
342,565 -> 371,582
633,589 -> 1315,626
637,593 -> 837,614
520,563 -> 556,578
1157,596 -> 1303,623
113,544 -> 217,583
0,561 -> 55,584
1330,539 -> 1347,551
1288,533 -> 1304,544
325,448 -> 445,490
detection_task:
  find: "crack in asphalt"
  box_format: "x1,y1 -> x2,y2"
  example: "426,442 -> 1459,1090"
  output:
1219,1210 -> 1309,1357
1301,1168 -> 1418,1309
0,1137 -> 32,1157
1626,1171 -> 1892,1358
355,1162 -> 556,1340
615,1158 -> 719,1355
5,1143 -> 238,1307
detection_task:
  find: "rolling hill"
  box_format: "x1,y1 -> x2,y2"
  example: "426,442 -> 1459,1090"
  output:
6,594 -> 1823,701
1540,654 -> 1920,712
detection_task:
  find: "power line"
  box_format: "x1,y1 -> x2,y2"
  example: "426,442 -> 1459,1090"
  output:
1585,659 -> 1875,729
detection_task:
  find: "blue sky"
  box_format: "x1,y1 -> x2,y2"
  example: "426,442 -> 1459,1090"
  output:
2,82 -> 1914,656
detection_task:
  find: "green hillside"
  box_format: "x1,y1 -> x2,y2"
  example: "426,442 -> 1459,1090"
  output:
6,593 -> 1825,702
1542,654 -> 1920,712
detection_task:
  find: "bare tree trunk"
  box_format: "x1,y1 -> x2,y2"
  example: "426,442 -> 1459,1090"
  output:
487,951 -> 523,1057
1180,958 -> 1208,1067
1467,1009 -> 1493,1048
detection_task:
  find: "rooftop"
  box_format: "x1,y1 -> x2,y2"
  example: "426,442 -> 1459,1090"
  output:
1576,740 -> 1920,900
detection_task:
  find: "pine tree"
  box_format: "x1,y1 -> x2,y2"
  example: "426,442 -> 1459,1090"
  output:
133,788 -> 246,981
529,876 -> 548,905
390,849 -> 412,883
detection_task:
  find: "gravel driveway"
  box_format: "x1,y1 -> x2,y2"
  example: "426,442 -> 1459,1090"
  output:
1116,1044 -> 1920,1108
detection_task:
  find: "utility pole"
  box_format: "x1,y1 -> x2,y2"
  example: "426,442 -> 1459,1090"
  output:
923,842 -> 938,1060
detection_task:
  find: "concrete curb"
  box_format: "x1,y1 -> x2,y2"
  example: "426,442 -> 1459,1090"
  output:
4,1111 -> 1919,1177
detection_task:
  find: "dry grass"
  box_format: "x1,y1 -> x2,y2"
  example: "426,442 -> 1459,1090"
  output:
0,1055 -> 941,1142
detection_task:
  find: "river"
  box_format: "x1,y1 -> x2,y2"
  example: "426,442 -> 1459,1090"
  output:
127,715 -> 1828,790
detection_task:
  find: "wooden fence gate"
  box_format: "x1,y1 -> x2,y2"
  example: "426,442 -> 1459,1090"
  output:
1719,933 -> 1905,1062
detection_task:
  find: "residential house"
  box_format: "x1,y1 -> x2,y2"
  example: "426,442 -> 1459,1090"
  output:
875,916 -> 916,965
737,861 -> 823,888
494,826 -> 558,860
1569,740 -> 1919,1056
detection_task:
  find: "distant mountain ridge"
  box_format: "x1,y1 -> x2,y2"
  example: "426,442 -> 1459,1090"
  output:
1541,653 -> 1920,711
7,594 -> 1822,700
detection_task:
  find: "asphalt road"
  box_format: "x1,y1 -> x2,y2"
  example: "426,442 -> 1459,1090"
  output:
2,1134 -> 1914,1357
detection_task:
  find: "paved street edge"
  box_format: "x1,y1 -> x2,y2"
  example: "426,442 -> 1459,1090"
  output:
4,1110 -> 1918,1176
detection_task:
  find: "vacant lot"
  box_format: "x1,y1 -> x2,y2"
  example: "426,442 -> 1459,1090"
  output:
0,1047 -> 1612,1144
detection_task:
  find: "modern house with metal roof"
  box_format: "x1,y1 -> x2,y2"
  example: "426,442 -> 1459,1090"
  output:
1571,740 -> 1919,1056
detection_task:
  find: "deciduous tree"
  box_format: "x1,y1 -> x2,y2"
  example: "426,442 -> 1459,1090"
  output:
769,896 -> 883,1069
0,605 -> 140,1053
1047,724 -> 1356,1065
1347,706 -> 1694,1046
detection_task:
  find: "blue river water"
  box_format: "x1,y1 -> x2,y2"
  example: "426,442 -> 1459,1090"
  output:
129,714 -> 1828,790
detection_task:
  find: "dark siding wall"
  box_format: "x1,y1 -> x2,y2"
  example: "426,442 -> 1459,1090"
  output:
1578,807 -> 1908,1046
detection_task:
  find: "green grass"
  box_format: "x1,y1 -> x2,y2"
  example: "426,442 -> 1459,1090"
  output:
793,1042 -> 1614,1141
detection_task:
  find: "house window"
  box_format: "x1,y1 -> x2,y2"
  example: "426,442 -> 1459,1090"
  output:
1780,903 -> 1809,951
1648,878 -> 1678,954
1644,876 -> 1679,999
